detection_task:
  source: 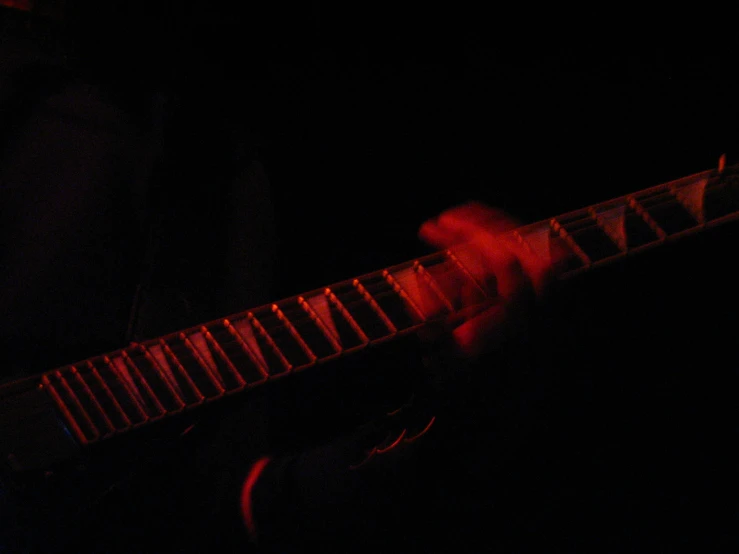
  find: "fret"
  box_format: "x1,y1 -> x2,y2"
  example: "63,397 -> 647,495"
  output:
628,197 -> 667,240
321,281 -> 394,341
359,273 -> 421,330
201,326 -> 248,389
23,160 -> 739,450
180,333 -> 227,394
513,229 -> 533,253
384,263 -> 452,322
304,293 -> 342,347
273,299 -> 338,360
550,218 -> 592,266
298,296 -> 343,353
132,344 -> 190,412
223,319 -> 271,381
633,189 -> 698,235
703,171 -> 739,221
138,344 -> 188,409
100,356 -> 149,422
105,355 -> 150,418
85,360 -> 132,428
51,370 -> 100,440
515,223 -> 552,265
589,201 -> 665,252
248,312 -> 293,372
162,336 -> 223,398
620,205 -> 660,248
412,261 -> 456,313
203,322 -> 264,386
443,248 -> 489,299
147,342 -> 199,404
144,343 -> 186,402
184,332 -> 221,381
325,288 -> 370,344
120,350 -> 167,416
41,373 -> 90,444
672,177 -> 708,224
558,211 -> 622,262
230,316 -> 289,376
555,211 -> 593,233
272,304 -> 318,363
414,251 -> 487,310
382,270 -> 428,323
69,365 -> 116,434
157,339 -> 206,403
243,307 -> 311,370
352,279 -> 398,333
590,204 -> 627,251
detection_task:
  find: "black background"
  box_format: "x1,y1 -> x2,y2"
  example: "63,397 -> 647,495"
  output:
4,3 -> 739,552
57,1 -> 739,294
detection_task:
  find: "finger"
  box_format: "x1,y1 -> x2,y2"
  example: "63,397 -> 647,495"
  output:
419,228 -> 532,314
418,202 -> 519,249
436,202 -> 520,238
452,302 -> 509,358
496,235 -> 555,298
418,219 -> 466,250
506,228 -> 577,296
431,204 -> 567,296
425,204 -> 539,298
447,219 -> 558,299
452,237 -> 528,302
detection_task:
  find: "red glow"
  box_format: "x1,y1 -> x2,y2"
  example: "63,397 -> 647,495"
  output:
0,0 -> 32,10
350,416 -> 436,469
377,429 -> 407,454
405,415 -> 436,442
241,456 -> 272,542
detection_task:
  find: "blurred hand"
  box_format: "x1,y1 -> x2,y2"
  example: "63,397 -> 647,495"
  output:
418,202 -> 558,359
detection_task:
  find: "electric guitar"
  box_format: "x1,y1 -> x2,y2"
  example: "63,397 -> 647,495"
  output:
2,158 -> 739,551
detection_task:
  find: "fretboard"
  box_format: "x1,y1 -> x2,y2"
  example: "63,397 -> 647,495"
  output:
39,161 -> 739,446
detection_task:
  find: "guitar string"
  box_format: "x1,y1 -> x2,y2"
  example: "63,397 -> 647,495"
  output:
68,182 -> 720,381
52,173 -> 738,435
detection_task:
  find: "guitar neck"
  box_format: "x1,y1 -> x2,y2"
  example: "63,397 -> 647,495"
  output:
11,161 -> 739,457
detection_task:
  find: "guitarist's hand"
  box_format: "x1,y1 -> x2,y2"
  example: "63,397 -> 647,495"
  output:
418,202 -> 558,359
240,203 -> 562,550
